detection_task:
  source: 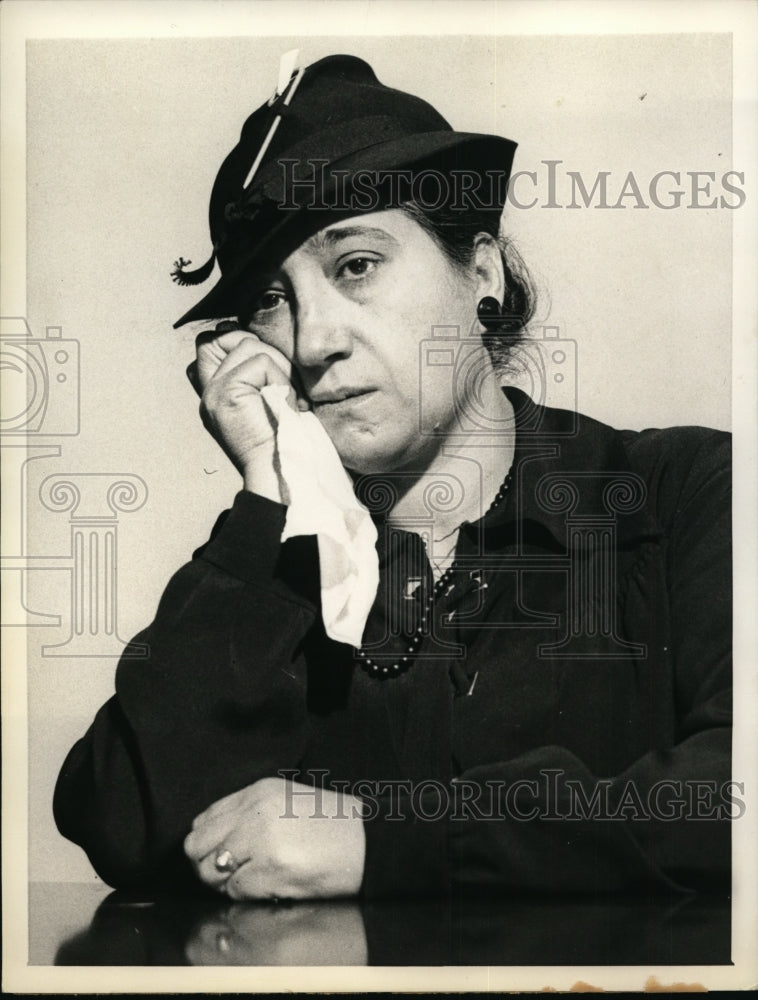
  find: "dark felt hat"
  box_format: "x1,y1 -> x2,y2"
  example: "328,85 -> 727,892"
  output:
172,54 -> 517,328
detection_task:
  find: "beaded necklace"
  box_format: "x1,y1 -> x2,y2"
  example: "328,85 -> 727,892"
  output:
355,469 -> 513,679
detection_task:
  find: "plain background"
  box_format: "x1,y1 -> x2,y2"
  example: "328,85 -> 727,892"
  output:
19,32 -> 734,883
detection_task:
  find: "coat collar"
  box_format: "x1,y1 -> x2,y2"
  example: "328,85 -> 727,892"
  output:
470,387 -> 663,550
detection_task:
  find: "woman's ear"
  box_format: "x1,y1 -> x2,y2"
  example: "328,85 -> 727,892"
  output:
473,234 -> 505,304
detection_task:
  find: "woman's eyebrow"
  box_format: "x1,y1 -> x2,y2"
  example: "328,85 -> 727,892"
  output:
307,226 -> 400,251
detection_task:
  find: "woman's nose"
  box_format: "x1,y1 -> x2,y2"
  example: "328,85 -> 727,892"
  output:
293,289 -> 354,369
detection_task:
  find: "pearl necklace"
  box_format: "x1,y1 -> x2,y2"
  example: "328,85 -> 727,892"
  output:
355,470 -> 513,680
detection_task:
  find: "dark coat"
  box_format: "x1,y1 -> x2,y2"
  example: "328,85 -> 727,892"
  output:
54,389 -> 732,896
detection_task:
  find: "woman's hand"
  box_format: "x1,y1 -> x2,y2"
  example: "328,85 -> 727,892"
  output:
183,776 -> 366,901
187,322 -> 306,501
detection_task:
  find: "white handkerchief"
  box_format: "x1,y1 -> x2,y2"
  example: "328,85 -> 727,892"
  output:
260,384 -> 379,648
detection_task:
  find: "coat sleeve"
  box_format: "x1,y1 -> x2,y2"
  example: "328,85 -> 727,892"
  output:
360,429 -> 733,898
53,491 -> 319,890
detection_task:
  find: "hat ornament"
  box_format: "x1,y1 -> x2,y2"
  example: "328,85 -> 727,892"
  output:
170,50 -> 304,288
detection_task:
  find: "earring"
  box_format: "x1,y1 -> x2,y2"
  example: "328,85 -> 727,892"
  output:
477,296 -> 502,330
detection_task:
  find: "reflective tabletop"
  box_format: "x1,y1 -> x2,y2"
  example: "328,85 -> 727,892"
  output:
30,882 -> 731,967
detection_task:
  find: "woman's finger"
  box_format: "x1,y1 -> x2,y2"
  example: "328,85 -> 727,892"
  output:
201,354 -> 301,439
192,858 -> 234,893
224,859 -> 291,901
196,329 -> 292,388
206,336 -> 292,388
184,809 -> 240,861
194,323 -> 248,356
193,776 -> 281,829
194,328 -> 248,374
188,812 -> 273,893
185,783 -> 273,862
201,357 -> 297,429
193,788 -> 246,826
194,328 -> 309,410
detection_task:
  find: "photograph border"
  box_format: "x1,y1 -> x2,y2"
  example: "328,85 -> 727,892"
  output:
2,0 -> 757,992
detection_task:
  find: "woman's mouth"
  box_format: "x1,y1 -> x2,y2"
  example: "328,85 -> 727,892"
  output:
311,388 -> 377,409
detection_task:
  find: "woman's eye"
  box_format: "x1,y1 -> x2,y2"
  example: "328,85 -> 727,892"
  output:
239,288 -> 289,331
242,290 -> 287,326
338,257 -> 378,280
256,291 -> 286,312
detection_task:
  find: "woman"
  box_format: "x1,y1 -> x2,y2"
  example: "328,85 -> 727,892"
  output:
54,54 -> 732,901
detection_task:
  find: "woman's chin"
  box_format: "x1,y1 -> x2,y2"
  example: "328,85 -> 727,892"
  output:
333,433 -> 413,477
315,416 -> 398,474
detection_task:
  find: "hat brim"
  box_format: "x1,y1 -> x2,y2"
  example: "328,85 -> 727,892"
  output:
173,131 -> 516,329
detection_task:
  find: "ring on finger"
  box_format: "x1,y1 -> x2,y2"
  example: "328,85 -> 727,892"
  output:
214,848 -> 239,875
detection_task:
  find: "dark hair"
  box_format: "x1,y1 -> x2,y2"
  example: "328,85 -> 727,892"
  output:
398,200 -> 536,371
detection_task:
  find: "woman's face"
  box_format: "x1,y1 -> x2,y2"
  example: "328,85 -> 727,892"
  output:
241,209 -> 486,474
